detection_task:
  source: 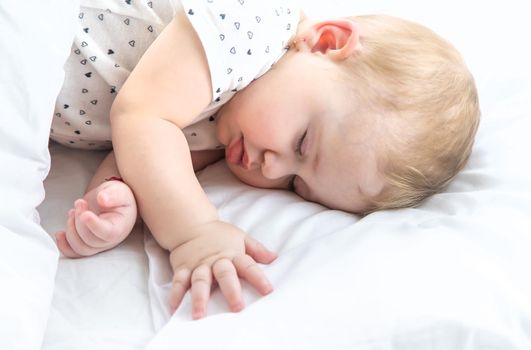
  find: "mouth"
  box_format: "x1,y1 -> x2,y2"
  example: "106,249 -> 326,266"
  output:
226,136 -> 246,168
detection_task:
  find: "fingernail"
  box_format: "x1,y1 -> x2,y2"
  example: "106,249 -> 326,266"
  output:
263,282 -> 273,294
232,300 -> 245,312
192,310 -> 204,320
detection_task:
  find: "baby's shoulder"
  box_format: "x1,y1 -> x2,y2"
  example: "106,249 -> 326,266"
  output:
180,0 -> 301,101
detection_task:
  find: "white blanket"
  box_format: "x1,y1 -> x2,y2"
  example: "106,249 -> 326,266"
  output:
0,1 -> 78,349
2,0 -> 531,349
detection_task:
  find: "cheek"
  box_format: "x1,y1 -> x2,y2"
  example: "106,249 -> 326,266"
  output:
219,98 -> 261,134
230,89 -> 283,131
237,114 -> 282,148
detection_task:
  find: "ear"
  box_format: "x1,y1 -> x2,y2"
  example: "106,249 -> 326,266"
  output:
297,19 -> 359,61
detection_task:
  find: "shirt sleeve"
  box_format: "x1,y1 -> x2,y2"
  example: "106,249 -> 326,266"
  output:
181,0 -> 300,101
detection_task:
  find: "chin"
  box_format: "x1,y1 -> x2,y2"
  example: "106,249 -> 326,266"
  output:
226,161 -> 245,181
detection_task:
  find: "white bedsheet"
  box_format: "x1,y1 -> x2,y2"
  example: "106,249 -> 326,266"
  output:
26,0 -> 531,349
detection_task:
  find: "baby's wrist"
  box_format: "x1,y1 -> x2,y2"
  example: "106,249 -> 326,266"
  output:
166,218 -> 221,253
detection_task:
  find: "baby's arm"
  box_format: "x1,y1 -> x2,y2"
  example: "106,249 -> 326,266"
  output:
110,11 -> 275,318
56,149 -> 224,258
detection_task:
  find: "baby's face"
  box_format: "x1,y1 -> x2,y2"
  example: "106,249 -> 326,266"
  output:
216,50 -> 385,213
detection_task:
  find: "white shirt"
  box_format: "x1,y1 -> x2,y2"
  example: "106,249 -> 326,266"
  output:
51,0 -> 300,150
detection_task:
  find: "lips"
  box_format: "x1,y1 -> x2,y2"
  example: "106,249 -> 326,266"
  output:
226,137 -> 244,166
226,137 -> 252,169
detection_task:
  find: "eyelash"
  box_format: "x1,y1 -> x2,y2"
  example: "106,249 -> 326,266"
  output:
290,130 -> 307,192
288,175 -> 297,192
295,130 -> 307,156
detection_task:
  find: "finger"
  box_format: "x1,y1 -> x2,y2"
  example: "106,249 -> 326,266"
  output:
190,265 -> 213,320
169,268 -> 191,314
233,255 -> 273,295
65,209 -> 101,256
97,184 -> 130,209
74,209 -> 112,247
79,210 -> 116,243
213,259 -> 244,312
73,199 -> 98,240
74,198 -> 89,213
244,236 -> 277,264
55,231 -> 82,258
74,200 -> 110,246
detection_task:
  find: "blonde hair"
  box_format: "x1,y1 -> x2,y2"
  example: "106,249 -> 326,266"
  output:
341,15 -> 480,212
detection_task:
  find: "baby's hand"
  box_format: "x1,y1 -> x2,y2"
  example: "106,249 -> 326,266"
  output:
55,180 -> 137,258
168,221 -> 276,319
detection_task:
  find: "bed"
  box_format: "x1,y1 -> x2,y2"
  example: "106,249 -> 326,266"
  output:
1,0 -> 530,349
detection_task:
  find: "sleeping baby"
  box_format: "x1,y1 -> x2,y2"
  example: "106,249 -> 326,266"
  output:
52,0 -> 479,319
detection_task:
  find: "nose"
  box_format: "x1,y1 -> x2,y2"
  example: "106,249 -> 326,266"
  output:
261,150 -> 294,179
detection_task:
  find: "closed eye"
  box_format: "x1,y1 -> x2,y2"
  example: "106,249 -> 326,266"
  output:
289,129 -> 308,192
295,130 -> 307,156
288,175 -> 296,191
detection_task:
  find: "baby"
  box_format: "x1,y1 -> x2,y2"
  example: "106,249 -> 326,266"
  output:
52,1 -> 479,319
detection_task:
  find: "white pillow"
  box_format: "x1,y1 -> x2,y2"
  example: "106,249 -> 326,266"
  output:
0,1 -> 78,349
